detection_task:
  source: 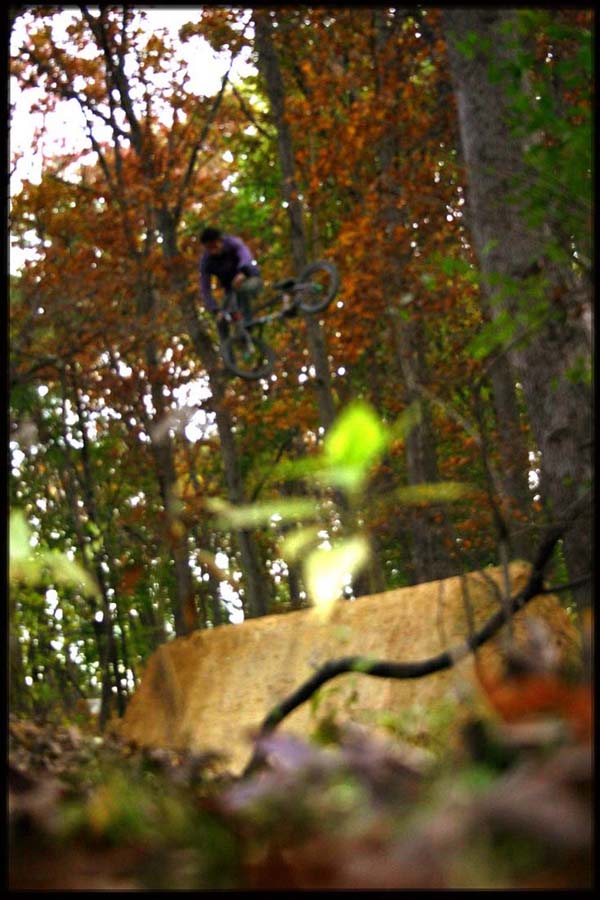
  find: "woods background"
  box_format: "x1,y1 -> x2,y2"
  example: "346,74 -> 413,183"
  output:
9,7 -> 592,730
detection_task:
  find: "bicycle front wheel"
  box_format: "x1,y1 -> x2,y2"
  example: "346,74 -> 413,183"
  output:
296,260 -> 339,314
222,332 -> 276,380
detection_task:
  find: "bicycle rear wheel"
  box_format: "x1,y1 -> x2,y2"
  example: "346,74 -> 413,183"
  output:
296,260 -> 339,314
222,331 -> 276,380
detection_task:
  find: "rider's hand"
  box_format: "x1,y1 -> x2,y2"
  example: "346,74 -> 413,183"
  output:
231,273 -> 246,290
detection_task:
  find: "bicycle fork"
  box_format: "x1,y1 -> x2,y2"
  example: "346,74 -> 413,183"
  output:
227,312 -> 256,356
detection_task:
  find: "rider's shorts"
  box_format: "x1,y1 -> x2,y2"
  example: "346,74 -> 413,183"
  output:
235,276 -> 263,322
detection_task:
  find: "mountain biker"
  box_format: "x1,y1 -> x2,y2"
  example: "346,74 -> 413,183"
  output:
198,226 -> 263,339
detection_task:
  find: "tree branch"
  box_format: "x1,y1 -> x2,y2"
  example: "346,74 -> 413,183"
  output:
174,63 -> 233,222
80,5 -> 144,154
174,18 -> 253,223
243,498 -> 589,776
539,576 -> 591,596
231,84 -> 273,139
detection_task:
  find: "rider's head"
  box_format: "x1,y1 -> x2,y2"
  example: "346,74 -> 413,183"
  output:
200,226 -> 224,255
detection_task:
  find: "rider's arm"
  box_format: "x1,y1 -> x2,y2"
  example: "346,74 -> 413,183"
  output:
199,257 -> 219,313
228,235 -> 259,279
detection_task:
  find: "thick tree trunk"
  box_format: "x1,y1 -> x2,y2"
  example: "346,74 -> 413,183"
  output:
486,352 -> 533,551
416,10 -> 534,556
443,8 -> 593,608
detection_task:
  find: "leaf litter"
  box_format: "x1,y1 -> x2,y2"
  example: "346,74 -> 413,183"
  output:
8,692 -> 592,890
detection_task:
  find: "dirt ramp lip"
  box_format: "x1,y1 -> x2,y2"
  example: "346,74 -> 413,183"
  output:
120,561 -> 579,775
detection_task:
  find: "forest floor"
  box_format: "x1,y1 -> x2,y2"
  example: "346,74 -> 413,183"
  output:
8,693 -> 593,891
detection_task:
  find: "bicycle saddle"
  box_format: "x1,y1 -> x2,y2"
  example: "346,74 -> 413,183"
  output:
273,277 -> 297,290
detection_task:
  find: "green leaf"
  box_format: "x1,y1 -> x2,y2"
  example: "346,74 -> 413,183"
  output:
322,401 -> 389,492
394,482 -> 473,505
481,238 -> 499,258
388,401 -> 422,443
41,551 -> 102,598
351,657 -> 378,674
206,497 -> 317,530
9,510 -> 100,599
9,510 -> 32,561
272,403 -> 419,495
280,525 -> 321,563
271,454 -> 325,485
565,355 -> 592,387
466,311 -> 516,360
304,535 -> 370,616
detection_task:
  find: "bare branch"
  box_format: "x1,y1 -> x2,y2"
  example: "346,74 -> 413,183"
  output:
231,84 -> 273,139
243,495 -> 589,776
173,44 -> 240,223
80,5 -> 144,154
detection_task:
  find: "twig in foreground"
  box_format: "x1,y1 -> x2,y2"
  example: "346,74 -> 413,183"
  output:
243,518 -> 579,777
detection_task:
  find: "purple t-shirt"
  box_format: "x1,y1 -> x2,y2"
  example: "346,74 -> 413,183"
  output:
199,235 -> 260,312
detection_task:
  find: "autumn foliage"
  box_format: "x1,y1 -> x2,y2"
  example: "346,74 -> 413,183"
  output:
8,7 -> 593,890
9,6 -> 591,733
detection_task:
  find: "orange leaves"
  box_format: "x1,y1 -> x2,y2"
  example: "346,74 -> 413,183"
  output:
443,454 -> 472,471
474,639 -> 592,744
478,670 -> 592,743
118,564 -> 144,595
189,6 -> 250,56
298,59 -> 313,78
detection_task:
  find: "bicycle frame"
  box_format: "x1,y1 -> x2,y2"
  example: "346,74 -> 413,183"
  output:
229,282 -> 303,330
219,260 -> 339,380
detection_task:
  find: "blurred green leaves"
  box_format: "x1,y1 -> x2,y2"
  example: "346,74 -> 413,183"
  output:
274,400 -> 421,496
9,509 -> 100,600
322,401 -> 389,493
394,482 -> 472,504
206,497 -> 316,530
304,536 -> 371,617
211,401 -> 471,614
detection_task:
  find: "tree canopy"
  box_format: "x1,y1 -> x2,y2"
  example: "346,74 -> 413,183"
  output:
9,6 -> 592,726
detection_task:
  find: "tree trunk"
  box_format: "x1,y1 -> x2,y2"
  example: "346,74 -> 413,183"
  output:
141,321 -> 199,636
178,286 -> 269,619
68,376 -> 129,719
416,9 -> 534,557
160,214 -> 269,621
483,350 -> 536,559
254,9 -> 337,433
389,307 -> 457,583
9,617 -> 26,712
443,8 -> 593,608
374,9 -> 456,584
213,404 -> 270,619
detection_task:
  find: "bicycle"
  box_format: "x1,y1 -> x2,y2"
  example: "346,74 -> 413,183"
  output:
219,260 -> 339,380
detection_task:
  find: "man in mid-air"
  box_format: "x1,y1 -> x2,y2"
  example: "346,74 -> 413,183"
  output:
198,226 -> 262,337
